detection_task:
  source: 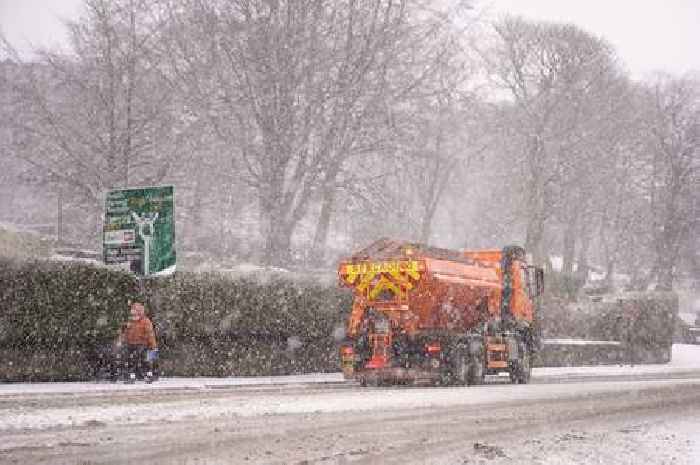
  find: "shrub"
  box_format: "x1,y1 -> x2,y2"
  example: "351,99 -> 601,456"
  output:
0,259 -> 351,381
0,259 -> 674,380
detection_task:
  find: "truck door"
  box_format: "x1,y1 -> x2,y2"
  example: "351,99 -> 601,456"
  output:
511,264 -> 533,322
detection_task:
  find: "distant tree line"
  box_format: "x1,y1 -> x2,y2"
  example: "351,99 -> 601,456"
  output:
1,0 -> 697,290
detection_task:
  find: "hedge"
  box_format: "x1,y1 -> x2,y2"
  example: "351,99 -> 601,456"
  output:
140,273 -> 351,377
0,259 -> 351,381
0,259 -> 137,352
0,259 -> 676,381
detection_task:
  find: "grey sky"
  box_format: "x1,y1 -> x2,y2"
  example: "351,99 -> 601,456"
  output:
487,0 -> 700,78
0,0 -> 82,53
1,0 -> 698,77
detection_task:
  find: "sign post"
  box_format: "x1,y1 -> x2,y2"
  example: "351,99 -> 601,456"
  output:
103,186 -> 176,276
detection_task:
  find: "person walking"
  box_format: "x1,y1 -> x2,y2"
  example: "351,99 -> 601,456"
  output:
118,302 -> 158,384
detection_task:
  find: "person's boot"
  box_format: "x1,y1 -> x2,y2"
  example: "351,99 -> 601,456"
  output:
125,372 -> 136,384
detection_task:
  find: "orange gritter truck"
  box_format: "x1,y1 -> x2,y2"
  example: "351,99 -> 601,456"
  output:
338,239 -> 544,386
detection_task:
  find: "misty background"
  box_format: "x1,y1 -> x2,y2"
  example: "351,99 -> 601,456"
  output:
0,0 -> 697,297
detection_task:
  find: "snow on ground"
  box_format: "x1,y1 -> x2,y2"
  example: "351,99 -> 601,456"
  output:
544,338 -> 620,345
679,312 -> 699,326
3,377 -> 700,433
444,405 -> 700,465
668,343 -> 700,366
2,346 -> 700,464
1,345 -> 700,433
530,343 -> 700,380
2,344 -> 698,396
0,372 -> 345,395
3,380 -> 698,465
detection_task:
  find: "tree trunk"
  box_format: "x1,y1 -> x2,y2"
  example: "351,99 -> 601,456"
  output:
123,1 -> 136,187
655,234 -> 678,291
420,193 -> 440,244
309,179 -> 338,266
604,259 -> 615,289
525,215 -> 545,266
419,214 -> 432,245
525,134 -> 547,266
262,209 -> 294,266
561,211 -> 578,274
576,221 -> 591,283
186,167 -> 206,253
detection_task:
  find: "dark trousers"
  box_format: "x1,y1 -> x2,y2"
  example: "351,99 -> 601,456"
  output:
123,344 -> 152,378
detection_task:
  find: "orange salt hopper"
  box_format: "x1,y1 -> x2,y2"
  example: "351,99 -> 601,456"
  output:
338,239 -> 544,386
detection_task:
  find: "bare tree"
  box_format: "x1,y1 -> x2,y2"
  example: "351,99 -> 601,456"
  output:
483,17 -> 622,265
1,0 -> 189,244
642,74 -> 699,289
402,90 -> 489,245
168,0 -> 456,265
325,0 -> 479,250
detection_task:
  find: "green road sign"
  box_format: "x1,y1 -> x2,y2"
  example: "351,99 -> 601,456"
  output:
103,186 -> 175,276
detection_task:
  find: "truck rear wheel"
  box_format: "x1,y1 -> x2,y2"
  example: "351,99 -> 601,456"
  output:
450,342 -> 485,386
467,343 -> 485,386
452,351 -> 469,386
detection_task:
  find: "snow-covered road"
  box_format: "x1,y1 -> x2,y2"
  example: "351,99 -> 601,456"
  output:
1,345 -> 699,464
3,342 -> 699,397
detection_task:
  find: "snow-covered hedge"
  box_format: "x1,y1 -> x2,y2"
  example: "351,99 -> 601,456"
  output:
0,259 -> 138,381
0,260 -> 676,380
537,291 -> 677,366
0,260 -> 351,381
141,273 -> 351,377
0,259 -> 137,350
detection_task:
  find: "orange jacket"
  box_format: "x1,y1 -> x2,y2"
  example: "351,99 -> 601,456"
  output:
122,317 -> 157,349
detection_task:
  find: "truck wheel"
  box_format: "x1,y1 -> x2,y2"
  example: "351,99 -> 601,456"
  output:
509,365 -> 518,384
452,351 -> 469,386
519,350 -> 532,384
510,347 -> 532,384
467,346 -> 485,386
